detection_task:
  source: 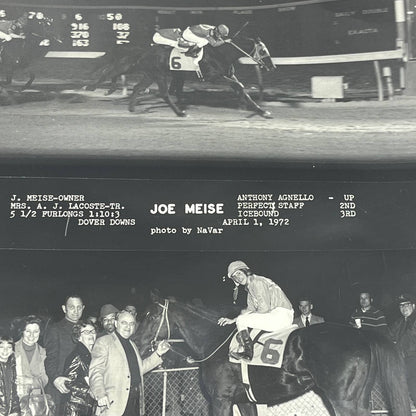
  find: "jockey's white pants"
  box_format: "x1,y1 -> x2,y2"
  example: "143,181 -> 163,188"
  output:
152,32 -> 178,48
236,307 -> 294,333
0,32 -> 12,41
182,28 -> 209,48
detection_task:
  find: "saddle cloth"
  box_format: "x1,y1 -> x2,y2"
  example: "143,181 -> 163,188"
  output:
229,325 -> 298,368
169,47 -> 203,72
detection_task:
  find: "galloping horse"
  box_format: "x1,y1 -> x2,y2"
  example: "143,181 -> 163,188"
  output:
135,296 -> 411,416
88,35 -> 276,118
0,13 -> 61,89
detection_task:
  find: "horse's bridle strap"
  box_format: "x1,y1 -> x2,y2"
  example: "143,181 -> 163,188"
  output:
152,299 -> 171,346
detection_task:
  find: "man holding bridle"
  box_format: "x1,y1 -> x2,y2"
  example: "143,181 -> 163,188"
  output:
218,261 -> 294,361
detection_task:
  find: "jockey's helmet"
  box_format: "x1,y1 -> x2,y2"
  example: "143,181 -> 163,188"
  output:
227,260 -> 249,279
216,24 -> 229,38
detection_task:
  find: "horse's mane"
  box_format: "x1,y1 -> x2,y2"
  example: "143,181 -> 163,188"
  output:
180,300 -> 240,323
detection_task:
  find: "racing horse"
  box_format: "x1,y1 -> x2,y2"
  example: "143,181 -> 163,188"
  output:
0,13 -> 61,89
88,35 -> 276,118
135,295 -> 412,416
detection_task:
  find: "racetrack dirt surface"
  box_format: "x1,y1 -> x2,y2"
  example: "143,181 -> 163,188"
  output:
1,58 -> 415,167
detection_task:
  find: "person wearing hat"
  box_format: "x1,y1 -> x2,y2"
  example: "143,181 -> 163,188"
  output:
97,304 -> 119,338
217,261 -> 293,361
389,293 -> 416,404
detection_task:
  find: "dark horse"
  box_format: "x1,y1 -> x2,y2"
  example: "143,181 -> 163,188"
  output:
135,296 -> 412,416
0,13 -> 61,89
88,36 -> 276,118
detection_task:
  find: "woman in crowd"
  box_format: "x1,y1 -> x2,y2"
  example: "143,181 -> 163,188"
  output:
14,316 -> 48,399
0,334 -> 20,416
63,320 -> 97,416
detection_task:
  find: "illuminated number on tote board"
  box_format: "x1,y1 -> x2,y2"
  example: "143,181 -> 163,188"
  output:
260,339 -> 283,365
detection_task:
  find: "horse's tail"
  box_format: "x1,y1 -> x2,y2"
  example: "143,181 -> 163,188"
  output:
370,333 -> 411,416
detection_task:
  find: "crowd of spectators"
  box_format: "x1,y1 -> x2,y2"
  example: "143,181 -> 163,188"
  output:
293,291 -> 416,404
0,296 -> 170,416
0,289 -> 414,416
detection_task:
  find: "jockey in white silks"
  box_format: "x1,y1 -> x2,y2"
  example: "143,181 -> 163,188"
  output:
0,16 -> 26,42
218,260 -> 294,361
152,28 -> 192,49
182,24 -> 231,57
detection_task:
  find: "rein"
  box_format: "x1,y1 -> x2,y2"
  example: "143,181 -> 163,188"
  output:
228,40 -> 257,64
228,39 -> 265,67
185,328 -> 236,364
150,299 -> 237,364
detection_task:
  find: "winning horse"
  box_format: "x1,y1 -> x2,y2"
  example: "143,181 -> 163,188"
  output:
135,295 -> 412,416
88,35 -> 276,118
0,13 -> 61,89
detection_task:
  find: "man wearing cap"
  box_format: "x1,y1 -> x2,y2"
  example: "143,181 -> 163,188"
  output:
389,293 -> 416,404
97,304 -> 119,338
218,261 -> 294,361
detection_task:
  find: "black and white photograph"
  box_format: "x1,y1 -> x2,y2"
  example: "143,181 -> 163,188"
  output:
0,1 -> 416,416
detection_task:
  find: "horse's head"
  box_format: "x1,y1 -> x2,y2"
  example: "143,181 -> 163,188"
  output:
135,292 -> 237,361
135,297 -> 173,356
252,37 -> 276,71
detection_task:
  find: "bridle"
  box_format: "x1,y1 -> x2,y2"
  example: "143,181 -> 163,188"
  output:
228,37 -> 272,69
150,299 -> 171,349
146,299 -> 236,364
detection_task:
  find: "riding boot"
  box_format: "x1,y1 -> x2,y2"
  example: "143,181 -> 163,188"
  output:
229,329 -> 253,361
185,45 -> 201,57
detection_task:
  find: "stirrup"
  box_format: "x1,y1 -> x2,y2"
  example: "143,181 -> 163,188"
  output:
229,350 -> 252,361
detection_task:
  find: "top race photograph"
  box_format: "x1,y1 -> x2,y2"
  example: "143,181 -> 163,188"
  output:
0,0 -> 415,164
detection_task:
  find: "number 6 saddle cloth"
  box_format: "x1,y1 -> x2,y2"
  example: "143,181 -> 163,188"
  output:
229,325 -> 298,368
169,47 -> 204,73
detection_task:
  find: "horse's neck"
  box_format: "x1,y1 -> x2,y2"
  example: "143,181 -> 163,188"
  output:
214,43 -> 244,66
174,305 -> 228,358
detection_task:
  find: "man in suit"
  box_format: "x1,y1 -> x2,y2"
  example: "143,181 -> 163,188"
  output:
293,297 -> 324,327
89,309 -> 170,416
44,295 -> 85,414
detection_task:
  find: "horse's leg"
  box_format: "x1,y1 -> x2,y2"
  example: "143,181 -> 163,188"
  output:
156,75 -> 186,117
128,72 -> 154,113
105,76 -> 119,96
211,398 -> 234,416
237,403 -> 258,416
320,397 -> 358,416
5,72 -> 12,86
224,74 -> 272,119
21,72 -> 35,91
0,86 -> 16,105
86,65 -> 118,91
169,72 -> 185,104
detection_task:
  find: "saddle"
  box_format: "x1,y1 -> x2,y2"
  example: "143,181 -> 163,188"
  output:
229,325 -> 298,368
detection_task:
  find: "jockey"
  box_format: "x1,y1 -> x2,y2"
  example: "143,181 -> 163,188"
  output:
218,261 -> 294,361
182,24 -> 231,57
0,17 -> 26,42
152,28 -> 192,49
